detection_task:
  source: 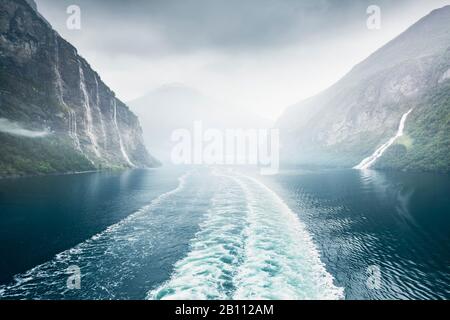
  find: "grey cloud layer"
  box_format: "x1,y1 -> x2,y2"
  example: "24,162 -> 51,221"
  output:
37,0 -> 409,56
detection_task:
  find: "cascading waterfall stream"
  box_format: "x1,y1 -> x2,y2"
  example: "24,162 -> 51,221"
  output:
53,33 -> 82,153
94,76 -> 108,150
79,62 -> 101,158
67,110 -> 80,150
112,99 -> 135,167
354,109 -> 413,170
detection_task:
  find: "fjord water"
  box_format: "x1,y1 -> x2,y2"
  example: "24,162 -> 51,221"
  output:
0,167 -> 448,299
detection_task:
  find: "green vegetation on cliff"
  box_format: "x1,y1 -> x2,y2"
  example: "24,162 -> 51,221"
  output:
375,83 -> 450,172
0,133 -> 94,177
0,0 -> 158,178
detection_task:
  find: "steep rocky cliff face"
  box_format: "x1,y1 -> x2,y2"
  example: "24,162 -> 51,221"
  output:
0,0 -> 158,176
278,6 -> 450,172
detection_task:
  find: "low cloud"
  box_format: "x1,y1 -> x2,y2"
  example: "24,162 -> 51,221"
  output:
35,0 -> 450,119
36,0 -> 412,56
0,118 -> 50,138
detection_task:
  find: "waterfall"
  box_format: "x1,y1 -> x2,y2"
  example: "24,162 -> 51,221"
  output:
354,109 -> 413,170
94,76 -> 107,150
53,33 -> 81,152
112,99 -> 135,167
67,109 -> 81,151
79,62 -> 101,158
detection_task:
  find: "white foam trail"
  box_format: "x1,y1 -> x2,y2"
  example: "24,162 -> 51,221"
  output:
149,170 -> 343,300
0,171 -> 192,299
79,62 -> 101,158
0,118 -> 50,138
354,109 -> 413,170
148,175 -> 247,300
232,173 -> 343,300
112,99 -> 135,167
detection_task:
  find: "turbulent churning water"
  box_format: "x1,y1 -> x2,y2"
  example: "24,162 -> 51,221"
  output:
149,170 -> 342,300
0,168 -> 342,300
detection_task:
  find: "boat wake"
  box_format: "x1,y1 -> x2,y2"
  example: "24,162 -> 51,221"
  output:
0,169 -> 343,300
149,170 -> 344,300
0,171 -> 193,300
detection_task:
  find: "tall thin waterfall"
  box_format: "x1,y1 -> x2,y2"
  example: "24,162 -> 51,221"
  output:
354,109 -> 413,170
79,62 -> 101,158
94,76 -> 107,150
53,33 -> 81,152
112,99 -> 135,167
67,110 -> 80,149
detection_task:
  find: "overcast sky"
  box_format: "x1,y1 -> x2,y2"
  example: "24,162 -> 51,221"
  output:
36,0 -> 450,120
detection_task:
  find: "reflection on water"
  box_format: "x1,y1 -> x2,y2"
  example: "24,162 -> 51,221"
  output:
264,168 -> 450,299
0,168 -> 183,286
359,169 -> 417,226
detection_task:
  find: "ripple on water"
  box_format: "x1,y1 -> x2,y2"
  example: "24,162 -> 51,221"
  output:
149,170 -> 344,300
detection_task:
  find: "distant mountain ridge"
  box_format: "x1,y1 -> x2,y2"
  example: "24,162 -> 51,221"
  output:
0,0 -> 159,176
278,5 -> 450,172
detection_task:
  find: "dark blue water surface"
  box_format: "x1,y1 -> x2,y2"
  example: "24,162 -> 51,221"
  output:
262,169 -> 450,299
0,167 -> 448,299
0,168 -> 189,295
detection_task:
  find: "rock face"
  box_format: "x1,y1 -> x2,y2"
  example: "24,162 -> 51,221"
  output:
278,6 -> 450,172
0,0 -> 158,175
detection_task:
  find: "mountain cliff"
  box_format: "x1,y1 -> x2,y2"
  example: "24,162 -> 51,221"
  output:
0,0 -> 158,176
278,6 -> 450,172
